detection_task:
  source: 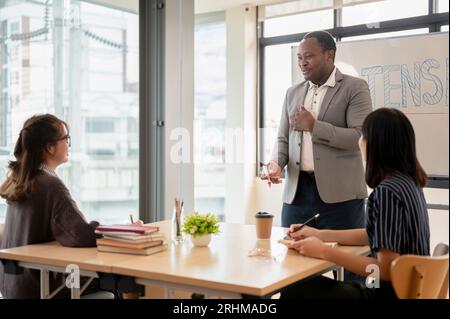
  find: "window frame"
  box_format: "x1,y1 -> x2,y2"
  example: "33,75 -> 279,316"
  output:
257,0 -> 449,189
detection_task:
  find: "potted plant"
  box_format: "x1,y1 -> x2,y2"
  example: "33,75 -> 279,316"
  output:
182,212 -> 220,247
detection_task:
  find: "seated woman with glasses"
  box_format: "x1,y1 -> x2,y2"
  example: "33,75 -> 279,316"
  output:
281,108 -> 430,299
0,114 -> 102,298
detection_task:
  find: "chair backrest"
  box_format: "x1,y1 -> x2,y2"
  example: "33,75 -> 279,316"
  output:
391,246 -> 449,299
433,243 -> 449,257
432,243 -> 449,298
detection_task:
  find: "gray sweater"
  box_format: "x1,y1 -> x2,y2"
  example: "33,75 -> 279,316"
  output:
0,171 -> 99,299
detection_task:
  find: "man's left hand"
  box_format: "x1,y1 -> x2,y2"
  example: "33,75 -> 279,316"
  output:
289,106 -> 315,132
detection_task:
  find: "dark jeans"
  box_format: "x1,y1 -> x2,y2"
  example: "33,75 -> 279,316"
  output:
281,171 -> 366,229
281,171 -> 366,282
280,275 -> 397,300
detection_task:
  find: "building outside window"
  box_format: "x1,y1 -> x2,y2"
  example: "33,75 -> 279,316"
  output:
0,0 -> 139,225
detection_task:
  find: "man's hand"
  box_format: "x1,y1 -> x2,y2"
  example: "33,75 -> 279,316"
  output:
260,161 -> 282,185
289,106 -> 315,132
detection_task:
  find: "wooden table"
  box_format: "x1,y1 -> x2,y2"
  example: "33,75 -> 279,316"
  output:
0,241 -> 142,298
0,221 -> 370,299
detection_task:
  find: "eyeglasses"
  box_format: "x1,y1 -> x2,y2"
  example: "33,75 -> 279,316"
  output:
56,134 -> 71,147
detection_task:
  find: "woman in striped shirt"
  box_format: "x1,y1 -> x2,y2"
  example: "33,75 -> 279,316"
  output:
281,108 -> 430,299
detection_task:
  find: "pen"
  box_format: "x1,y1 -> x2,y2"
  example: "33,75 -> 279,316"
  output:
259,162 -> 272,187
290,213 -> 320,233
129,213 -> 134,224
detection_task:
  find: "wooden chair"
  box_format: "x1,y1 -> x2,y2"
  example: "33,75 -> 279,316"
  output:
391,243 -> 449,299
433,243 -> 449,257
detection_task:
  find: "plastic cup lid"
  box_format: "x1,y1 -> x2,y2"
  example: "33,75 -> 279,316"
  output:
254,211 -> 274,218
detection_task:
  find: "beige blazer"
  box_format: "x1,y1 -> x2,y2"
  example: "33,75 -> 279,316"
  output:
271,69 -> 372,204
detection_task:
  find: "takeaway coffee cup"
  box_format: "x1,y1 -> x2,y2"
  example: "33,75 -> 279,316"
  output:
254,212 -> 274,239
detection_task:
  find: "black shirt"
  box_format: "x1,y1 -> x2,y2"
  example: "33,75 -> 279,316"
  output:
366,173 -> 430,258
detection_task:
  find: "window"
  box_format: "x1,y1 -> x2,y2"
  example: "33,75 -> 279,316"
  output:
194,13 -> 226,220
442,25 -> 449,32
342,0 -> 428,26
261,42 -> 297,163
11,95 -> 20,106
0,0 -> 139,225
0,149 -> 9,219
10,45 -> 19,61
87,149 -> 116,158
264,10 -> 334,38
10,22 -> 19,34
438,0 -> 449,13
86,118 -> 116,133
341,28 -> 429,41
10,71 -> 19,86
127,117 -> 138,134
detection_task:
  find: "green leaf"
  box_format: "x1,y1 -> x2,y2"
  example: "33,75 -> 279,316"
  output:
181,212 -> 220,237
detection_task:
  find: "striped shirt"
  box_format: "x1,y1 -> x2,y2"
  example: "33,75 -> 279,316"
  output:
366,173 -> 430,257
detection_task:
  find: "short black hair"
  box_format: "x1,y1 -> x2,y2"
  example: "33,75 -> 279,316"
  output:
362,108 -> 427,188
303,30 -> 336,58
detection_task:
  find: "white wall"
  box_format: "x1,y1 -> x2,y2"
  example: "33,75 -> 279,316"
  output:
424,188 -> 449,250
224,6 -> 258,224
223,5 -> 294,227
251,179 -> 284,225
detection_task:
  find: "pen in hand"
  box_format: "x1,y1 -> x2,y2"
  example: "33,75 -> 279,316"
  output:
259,162 -> 272,187
260,162 -> 282,187
285,213 -> 320,239
129,213 -> 134,224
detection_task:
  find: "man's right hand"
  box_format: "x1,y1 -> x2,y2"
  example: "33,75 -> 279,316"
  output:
260,161 -> 282,184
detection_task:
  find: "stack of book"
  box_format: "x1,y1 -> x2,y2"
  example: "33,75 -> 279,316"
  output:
95,224 -> 166,256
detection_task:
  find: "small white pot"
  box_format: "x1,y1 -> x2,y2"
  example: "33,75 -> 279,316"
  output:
190,234 -> 212,247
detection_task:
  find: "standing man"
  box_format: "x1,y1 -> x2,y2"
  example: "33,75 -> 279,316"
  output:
266,30 -> 372,231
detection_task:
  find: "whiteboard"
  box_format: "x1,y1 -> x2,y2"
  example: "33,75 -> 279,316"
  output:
291,32 -> 449,177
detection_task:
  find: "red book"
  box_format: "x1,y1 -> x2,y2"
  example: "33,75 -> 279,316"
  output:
95,224 -> 159,235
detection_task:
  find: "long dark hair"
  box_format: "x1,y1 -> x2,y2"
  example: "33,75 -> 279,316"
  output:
362,108 -> 427,188
0,114 -> 69,202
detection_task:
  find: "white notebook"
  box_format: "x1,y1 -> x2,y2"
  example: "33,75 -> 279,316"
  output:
278,239 -> 338,248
